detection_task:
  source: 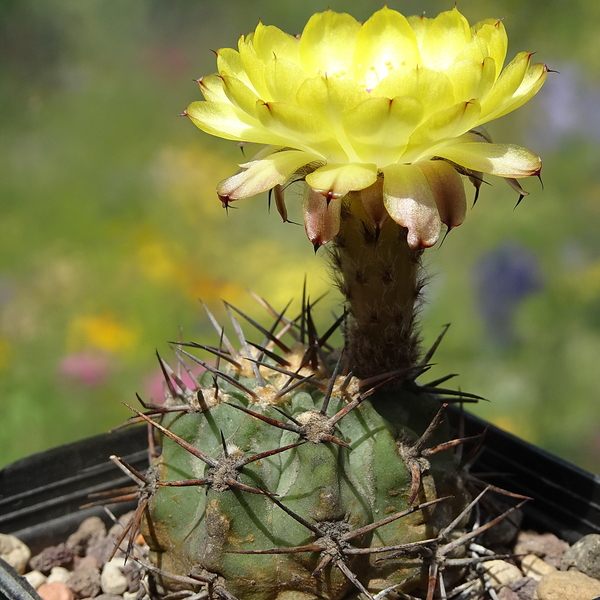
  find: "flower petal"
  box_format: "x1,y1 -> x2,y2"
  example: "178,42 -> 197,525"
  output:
472,19 -> 507,78
238,35 -> 269,98
482,61 -> 548,122
251,22 -> 299,65
371,65 -> 454,114
255,100 -> 343,158
221,75 -> 262,119
445,56 -> 497,104
305,163 -> 378,199
436,140 -> 541,177
216,48 -> 251,87
217,149 -> 323,201
408,8 -> 472,71
299,10 -> 361,78
353,7 -> 420,90
359,178 -> 388,230
197,74 -> 228,103
303,185 -> 342,248
416,160 -> 466,230
185,100 -> 291,146
264,56 -> 306,104
343,95 -> 423,164
405,99 -> 481,161
382,163 -> 441,249
479,51 -> 546,122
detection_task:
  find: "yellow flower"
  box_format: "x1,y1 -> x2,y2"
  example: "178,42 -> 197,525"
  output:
185,7 -> 547,249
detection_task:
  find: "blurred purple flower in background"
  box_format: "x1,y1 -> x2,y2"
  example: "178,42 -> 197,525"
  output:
529,62 -> 600,150
473,242 -> 543,347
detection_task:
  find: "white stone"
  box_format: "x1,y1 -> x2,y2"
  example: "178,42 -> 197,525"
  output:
24,570 -> 47,589
521,554 -> 556,581
0,533 -> 31,574
47,566 -> 71,584
483,559 -> 523,587
100,557 -> 128,595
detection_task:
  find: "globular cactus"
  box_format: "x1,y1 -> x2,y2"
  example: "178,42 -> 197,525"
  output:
128,300 -> 476,600
111,6 -> 546,599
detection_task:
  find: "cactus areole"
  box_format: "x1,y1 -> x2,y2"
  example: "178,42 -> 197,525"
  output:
131,7 -> 546,600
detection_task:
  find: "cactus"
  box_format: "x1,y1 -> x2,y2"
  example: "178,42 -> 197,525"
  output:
111,7 -> 546,600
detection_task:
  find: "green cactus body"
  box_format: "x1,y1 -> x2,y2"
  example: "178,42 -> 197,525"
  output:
140,334 -> 469,600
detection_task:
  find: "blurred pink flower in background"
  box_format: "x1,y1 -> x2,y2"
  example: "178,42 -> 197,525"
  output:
59,352 -> 112,387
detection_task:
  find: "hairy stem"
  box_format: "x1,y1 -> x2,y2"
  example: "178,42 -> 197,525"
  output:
330,182 -> 424,381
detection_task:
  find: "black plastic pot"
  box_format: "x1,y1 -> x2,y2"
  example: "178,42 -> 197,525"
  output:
1,412 -> 599,553
0,426 -> 149,555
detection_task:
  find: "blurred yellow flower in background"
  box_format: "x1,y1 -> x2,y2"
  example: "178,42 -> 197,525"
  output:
68,314 -> 138,354
186,6 -> 547,249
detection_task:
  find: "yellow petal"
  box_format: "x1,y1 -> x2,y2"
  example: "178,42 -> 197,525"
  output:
296,74 -> 369,117
406,100 -> 481,161
221,75 -> 261,119
409,7 -> 472,71
416,160 -> 466,230
472,19 -> 508,78
303,185 -> 342,248
353,7 -> 420,90
264,56 -> 306,104
305,163 -> 378,199
299,10 -> 361,78
216,47 -> 247,81
238,35 -> 269,98
382,163 -> 441,249
435,140 -> 541,177
197,74 -> 228,103
481,61 -> 548,123
479,51 -> 536,120
343,95 -> 423,164
186,100 -> 289,146
252,22 -> 299,65
371,65 -> 454,113
255,100 -> 343,158
445,57 -> 497,104
217,149 -> 322,201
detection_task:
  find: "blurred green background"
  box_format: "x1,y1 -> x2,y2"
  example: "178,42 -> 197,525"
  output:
1,0 -> 600,473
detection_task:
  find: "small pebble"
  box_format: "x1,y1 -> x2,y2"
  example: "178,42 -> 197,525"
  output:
508,577 -> 538,600
123,592 -> 139,600
483,559 -> 523,587
100,557 -> 128,595
535,570 -> 600,600
37,580 -> 75,600
67,516 -> 107,557
498,588 -> 520,600
68,564 -> 101,598
47,566 -> 72,584
73,553 -> 102,571
560,533 -> 600,580
24,570 -> 47,590
521,554 -> 556,581
30,543 -> 74,574
0,533 -> 31,574
514,531 -> 569,568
